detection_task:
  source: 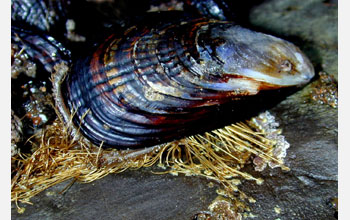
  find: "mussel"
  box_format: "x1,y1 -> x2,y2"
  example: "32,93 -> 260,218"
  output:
59,18 -> 314,149
11,0 -> 69,33
11,25 -> 71,74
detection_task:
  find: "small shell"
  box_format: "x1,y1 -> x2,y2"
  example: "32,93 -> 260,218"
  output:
61,18 -> 314,149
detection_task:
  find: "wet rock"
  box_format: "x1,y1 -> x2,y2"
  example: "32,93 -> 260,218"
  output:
11,169 -> 218,219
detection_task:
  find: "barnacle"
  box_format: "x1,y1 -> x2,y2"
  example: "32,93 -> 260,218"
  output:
310,71 -> 338,108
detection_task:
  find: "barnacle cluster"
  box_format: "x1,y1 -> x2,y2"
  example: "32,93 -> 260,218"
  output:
11,43 -> 37,79
249,111 -> 290,171
310,71 -> 338,108
20,80 -> 55,129
193,196 -> 243,220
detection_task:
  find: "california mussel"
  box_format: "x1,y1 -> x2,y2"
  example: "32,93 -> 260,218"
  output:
60,18 -> 314,149
11,0 -> 69,33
